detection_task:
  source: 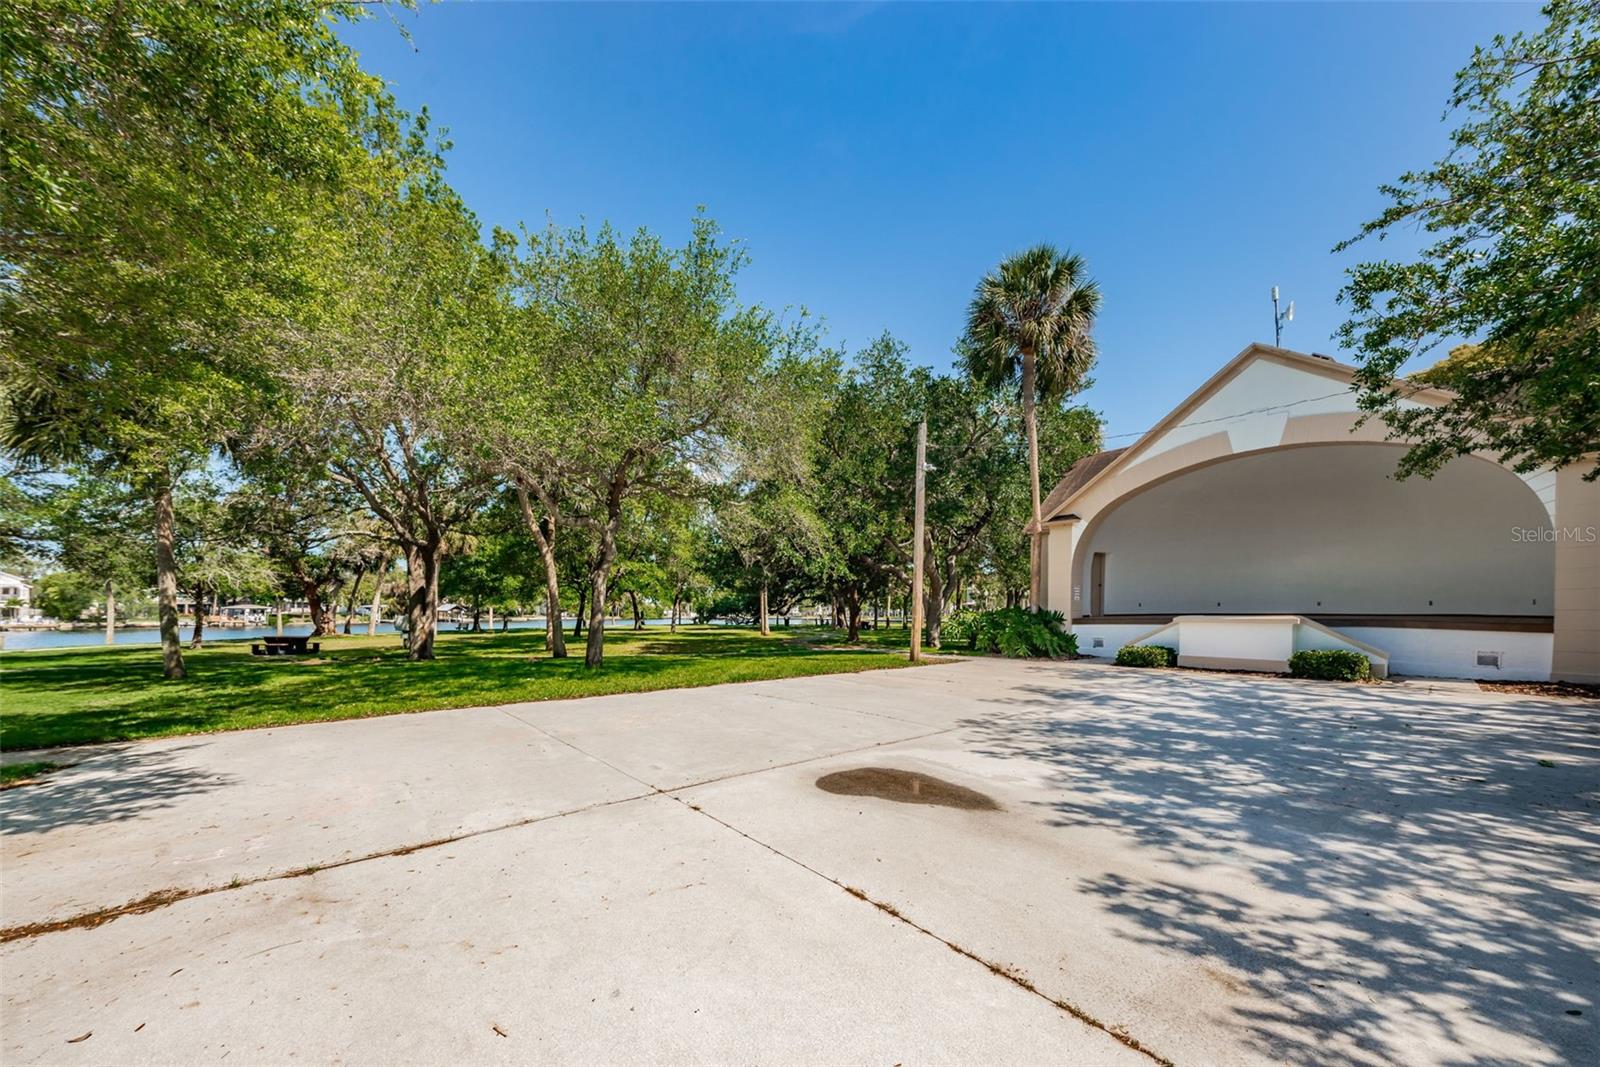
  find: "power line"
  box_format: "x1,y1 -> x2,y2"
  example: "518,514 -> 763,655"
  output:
1100,389 -> 1354,442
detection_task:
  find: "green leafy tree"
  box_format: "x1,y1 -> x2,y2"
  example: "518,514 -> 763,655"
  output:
981,400 -> 1103,608
173,477 -> 275,648
511,213 -> 794,667
963,246 -> 1101,606
916,374 -> 1022,647
281,121 -> 500,660
34,570 -> 97,622
1,0 -> 388,676
715,340 -> 838,635
459,257 -> 574,657
812,334 -> 923,642
36,470 -> 150,641
439,532 -> 525,632
1335,0 -> 1600,479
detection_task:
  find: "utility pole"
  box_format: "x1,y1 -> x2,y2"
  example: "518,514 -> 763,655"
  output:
910,420 -> 927,663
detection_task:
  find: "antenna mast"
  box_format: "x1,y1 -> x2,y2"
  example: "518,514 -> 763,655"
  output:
1271,286 -> 1294,347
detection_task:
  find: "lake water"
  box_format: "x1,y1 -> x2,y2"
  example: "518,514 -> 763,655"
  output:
0,618 -> 702,652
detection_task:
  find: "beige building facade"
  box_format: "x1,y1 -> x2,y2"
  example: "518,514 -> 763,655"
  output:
1036,344 -> 1599,682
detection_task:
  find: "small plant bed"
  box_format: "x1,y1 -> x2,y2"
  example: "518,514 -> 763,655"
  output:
1,761 -> 63,789
1288,649 -> 1373,682
1477,679 -> 1600,700
1114,645 -> 1178,668
943,608 -> 1078,659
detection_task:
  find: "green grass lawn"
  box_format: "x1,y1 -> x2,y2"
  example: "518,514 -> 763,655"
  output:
0,625 -> 921,751
1,761 -> 61,786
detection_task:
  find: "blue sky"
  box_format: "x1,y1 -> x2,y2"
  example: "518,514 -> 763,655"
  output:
341,1 -> 1542,441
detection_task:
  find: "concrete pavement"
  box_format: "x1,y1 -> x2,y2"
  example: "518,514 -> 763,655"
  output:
3,659 -> 1596,1064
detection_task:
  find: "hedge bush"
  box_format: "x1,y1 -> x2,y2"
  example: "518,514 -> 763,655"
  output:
947,607 -> 1077,659
1288,649 -> 1372,681
1115,644 -> 1177,668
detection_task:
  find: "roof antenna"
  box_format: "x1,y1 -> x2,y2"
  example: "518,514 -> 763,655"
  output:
1271,286 -> 1294,347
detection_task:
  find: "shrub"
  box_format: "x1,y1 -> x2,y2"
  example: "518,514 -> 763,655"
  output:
942,608 -> 983,648
952,607 -> 1076,658
1115,644 -> 1177,668
1288,649 -> 1372,681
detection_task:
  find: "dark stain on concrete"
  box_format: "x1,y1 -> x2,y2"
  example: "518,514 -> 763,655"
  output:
815,767 -> 999,810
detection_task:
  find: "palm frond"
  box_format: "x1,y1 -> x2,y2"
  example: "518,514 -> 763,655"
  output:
960,244 -> 1100,401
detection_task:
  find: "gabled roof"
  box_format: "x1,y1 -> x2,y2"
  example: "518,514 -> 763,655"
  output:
1035,342 -> 1455,526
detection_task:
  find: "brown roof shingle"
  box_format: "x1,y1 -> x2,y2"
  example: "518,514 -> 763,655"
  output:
1030,447 -> 1126,530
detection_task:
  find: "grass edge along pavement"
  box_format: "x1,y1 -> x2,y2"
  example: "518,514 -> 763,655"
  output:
0,625 -> 945,751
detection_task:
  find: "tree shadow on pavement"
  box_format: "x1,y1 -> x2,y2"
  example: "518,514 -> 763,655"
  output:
1,744 -> 234,836
967,666 -> 1600,1066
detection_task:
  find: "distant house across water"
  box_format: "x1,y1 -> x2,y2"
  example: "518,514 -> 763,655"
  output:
0,571 -> 36,621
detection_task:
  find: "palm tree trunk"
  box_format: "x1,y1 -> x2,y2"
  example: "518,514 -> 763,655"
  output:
758,581 -> 770,636
1022,346 -> 1042,609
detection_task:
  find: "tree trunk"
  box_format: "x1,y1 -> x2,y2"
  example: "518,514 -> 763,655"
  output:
343,562 -> 367,635
925,564 -> 945,650
276,599 -> 284,635
299,569 -> 335,637
104,580 -> 116,644
514,484 -> 566,658
584,563 -> 609,668
153,478 -> 186,679
758,581 -> 770,636
404,541 -> 442,661
1022,346 -> 1042,609
573,585 -> 586,641
582,518 -> 617,668
845,588 -> 862,643
189,584 -> 206,649
627,589 -> 643,631
670,591 -> 680,632
368,561 -> 385,636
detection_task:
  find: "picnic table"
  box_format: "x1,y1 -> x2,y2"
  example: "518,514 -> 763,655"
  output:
250,635 -> 321,657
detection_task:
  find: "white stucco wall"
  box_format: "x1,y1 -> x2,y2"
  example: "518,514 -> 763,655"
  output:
1043,524 -> 1077,614
1080,444 -> 1554,617
1071,623 -> 1161,658
1138,356 -> 1357,461
1340,627 -> 1553,681
1178,617 -> 1295,664
1072,618 -> 1547,680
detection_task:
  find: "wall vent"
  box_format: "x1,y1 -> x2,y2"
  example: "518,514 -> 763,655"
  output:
1092,637 -> 1105,649
1476,650 -> 1504,670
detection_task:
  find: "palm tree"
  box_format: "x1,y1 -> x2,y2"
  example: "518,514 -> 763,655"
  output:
963,245 -> 1100,608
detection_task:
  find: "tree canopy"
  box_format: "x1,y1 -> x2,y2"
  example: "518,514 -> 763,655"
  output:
2,1 -> 1100,674
1335,0 -> 1600,480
